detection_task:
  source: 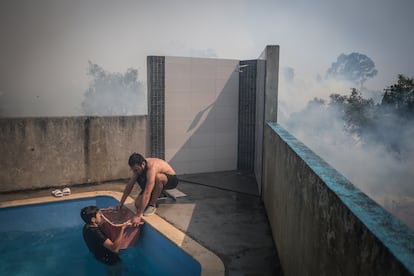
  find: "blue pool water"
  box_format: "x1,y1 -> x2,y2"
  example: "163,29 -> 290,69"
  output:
0,196 -> 201,276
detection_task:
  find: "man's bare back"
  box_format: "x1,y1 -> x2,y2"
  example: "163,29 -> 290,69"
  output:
145,158 -> 176,177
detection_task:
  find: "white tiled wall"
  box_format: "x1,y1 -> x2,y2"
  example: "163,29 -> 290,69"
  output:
165,56 -> 239,174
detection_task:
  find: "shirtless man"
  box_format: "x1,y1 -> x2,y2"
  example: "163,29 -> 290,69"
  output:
117,153 -> 178,225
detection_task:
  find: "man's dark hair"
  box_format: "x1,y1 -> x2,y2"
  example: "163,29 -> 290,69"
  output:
128,152 -> 145,167
80,205 -> 99,223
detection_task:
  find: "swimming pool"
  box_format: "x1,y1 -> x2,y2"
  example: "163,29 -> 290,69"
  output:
0,194 -> 208,275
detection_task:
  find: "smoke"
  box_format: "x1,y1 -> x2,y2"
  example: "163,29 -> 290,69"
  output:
278,66 -> 414,230
81,61 -> 146,116
187,48 -> 218,58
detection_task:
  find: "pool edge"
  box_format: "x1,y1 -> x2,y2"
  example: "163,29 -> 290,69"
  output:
0,190 -> 225,276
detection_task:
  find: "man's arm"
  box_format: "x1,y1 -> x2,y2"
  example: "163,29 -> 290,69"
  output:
134,167 -> 156,217
117,173 -> 137,209
103,223 -> 130,253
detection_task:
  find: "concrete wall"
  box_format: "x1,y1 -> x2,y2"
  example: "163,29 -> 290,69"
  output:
255,45 -> 280,195
0,116 -> 146,192
263,122 -> 414,275
164,56 -> 239,174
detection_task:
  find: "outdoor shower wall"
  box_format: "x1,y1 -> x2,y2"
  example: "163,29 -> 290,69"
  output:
237,60 -> 257,172
148,56 -> 240,174
0,116 -> 146,192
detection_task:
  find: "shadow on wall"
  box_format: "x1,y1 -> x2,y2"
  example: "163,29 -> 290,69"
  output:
165,58 -> 240,174
187,103 -> 214,132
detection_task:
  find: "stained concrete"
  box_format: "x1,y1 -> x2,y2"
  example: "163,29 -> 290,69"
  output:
0,116 -> 147,192
0,170 -> 283,276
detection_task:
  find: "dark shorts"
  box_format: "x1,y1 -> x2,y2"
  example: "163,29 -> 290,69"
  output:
164,174 -> 178,190
138,173 -> 178,194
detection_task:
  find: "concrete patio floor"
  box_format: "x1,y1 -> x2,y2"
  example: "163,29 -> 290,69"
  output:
0,170 -> 283,276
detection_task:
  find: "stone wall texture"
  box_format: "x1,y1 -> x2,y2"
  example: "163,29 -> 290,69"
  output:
0,116 -> 146,192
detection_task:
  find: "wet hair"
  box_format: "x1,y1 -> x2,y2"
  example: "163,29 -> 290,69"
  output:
80,205 -> 99,223
128,152 -> 146,167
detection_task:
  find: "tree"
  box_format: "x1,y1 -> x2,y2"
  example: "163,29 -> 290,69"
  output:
284,73 -> 414,160
323,75 -> 414,155
329,88 -> 375,137
326,53 -> 378,88
381,74 -> 414,118
81,61 -> 146,115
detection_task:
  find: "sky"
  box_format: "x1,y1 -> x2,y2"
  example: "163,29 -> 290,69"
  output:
1,0 -> 414,117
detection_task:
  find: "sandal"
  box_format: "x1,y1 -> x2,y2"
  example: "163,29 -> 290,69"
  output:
51,189 -> 63,197
62,187 -> 71,196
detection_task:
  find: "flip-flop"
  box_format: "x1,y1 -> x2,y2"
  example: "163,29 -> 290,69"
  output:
51,189 -> 63,197
62,187 -> 71,196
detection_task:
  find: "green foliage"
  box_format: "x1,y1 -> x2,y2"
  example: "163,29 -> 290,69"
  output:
330,88 -> 375,135
326,74 -> 414,155
381,74 -> 414,118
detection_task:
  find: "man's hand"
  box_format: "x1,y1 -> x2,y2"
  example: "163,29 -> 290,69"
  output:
130,215 -> 143,227
121,221 -> 132,230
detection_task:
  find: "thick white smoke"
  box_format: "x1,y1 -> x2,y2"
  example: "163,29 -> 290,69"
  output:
278,68 -> 414,230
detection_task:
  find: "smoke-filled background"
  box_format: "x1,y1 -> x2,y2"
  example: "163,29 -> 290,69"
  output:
1,0 -> 414,228
279,54 -> 414,230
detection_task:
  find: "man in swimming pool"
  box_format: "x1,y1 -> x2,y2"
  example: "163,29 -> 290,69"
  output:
117,153 -> 179,225
80,205 -> 130,266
